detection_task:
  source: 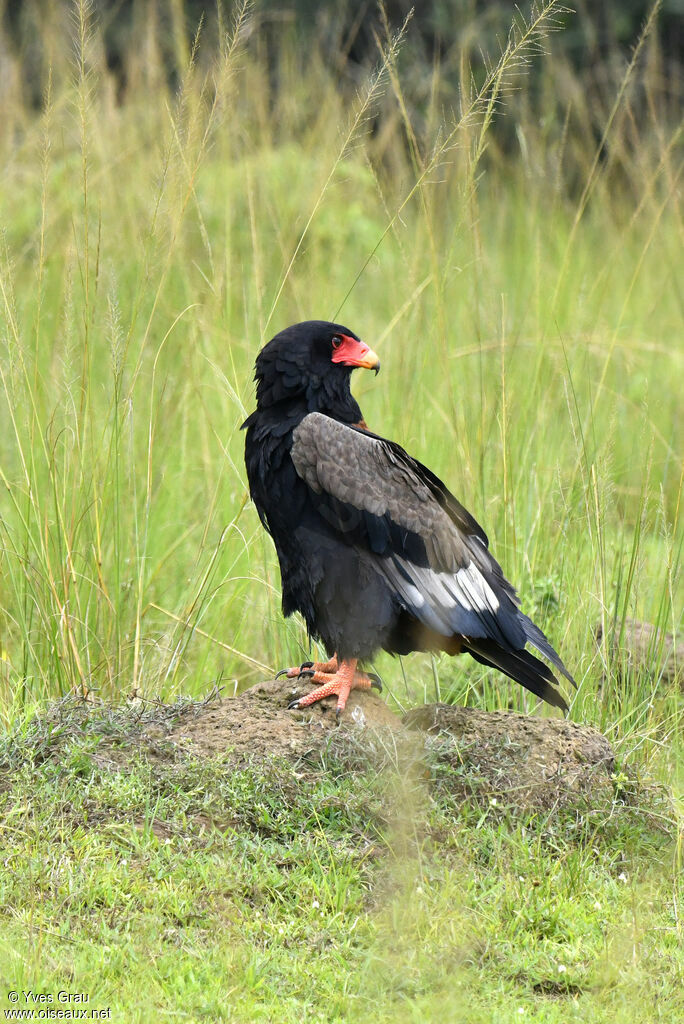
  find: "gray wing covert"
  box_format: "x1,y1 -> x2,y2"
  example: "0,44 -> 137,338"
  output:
291,413 -> 525,645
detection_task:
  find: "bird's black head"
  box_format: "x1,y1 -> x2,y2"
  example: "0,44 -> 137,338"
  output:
249,320 -> 380,419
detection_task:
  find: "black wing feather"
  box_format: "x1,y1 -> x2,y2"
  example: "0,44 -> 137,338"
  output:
290,412 -> 574,707
464,640 -> 569,711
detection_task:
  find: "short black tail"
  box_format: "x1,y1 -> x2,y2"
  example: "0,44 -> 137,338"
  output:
463,637 -> 569,712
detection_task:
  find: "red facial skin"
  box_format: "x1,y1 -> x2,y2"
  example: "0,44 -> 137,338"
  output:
331,334 -> 380,371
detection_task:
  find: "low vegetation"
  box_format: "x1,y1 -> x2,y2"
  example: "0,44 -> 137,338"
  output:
0,691 -> 680,1022
0,1 -> 681,1019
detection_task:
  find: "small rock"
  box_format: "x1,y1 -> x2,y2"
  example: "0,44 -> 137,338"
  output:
596,618 -> 682,688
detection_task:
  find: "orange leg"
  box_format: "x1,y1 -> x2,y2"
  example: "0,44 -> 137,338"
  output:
287,657 -> 381,720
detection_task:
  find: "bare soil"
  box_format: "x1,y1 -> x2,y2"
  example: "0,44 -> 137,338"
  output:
162,676 -> 401,764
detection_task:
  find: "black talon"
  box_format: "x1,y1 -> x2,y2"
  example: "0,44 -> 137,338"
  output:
288,698 -> 302,710
298,669 -> 315,679
277,660 -> 314,681
367,673 -> 383,692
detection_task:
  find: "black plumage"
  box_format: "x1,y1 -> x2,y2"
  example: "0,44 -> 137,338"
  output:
243,320 -> 575,712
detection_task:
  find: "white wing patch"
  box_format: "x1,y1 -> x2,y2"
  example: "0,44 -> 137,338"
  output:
385,557 -> 500,636
454,562 -> 500,612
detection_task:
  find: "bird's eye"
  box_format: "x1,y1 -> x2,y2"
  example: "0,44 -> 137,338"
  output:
331,336 -> 342,349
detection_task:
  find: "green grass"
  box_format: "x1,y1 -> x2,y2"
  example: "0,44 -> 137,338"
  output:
0,0 -> 682,1019
0,698 -> 680,1023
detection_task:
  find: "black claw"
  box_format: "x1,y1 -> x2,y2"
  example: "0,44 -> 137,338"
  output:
277,660 -> 314,681
335,708 -> 342,725
367,673 -> 383,692
287,698 -> 302,710
298,669 -> 315,679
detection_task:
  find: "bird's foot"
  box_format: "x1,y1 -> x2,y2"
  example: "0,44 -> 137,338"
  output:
275,654 -> 339,680
287,657 -> 382,721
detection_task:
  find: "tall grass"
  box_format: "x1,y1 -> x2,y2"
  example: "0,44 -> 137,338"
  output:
0,2 -> 680,775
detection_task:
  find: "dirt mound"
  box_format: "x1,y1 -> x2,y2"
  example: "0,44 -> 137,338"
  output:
403,703 -> 615,811
159,677 -> 616,812
6,678 -> 619,815
164,676 -> 401,764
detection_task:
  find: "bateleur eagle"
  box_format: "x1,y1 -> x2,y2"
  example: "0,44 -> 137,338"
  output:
242,320 -> 575,717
